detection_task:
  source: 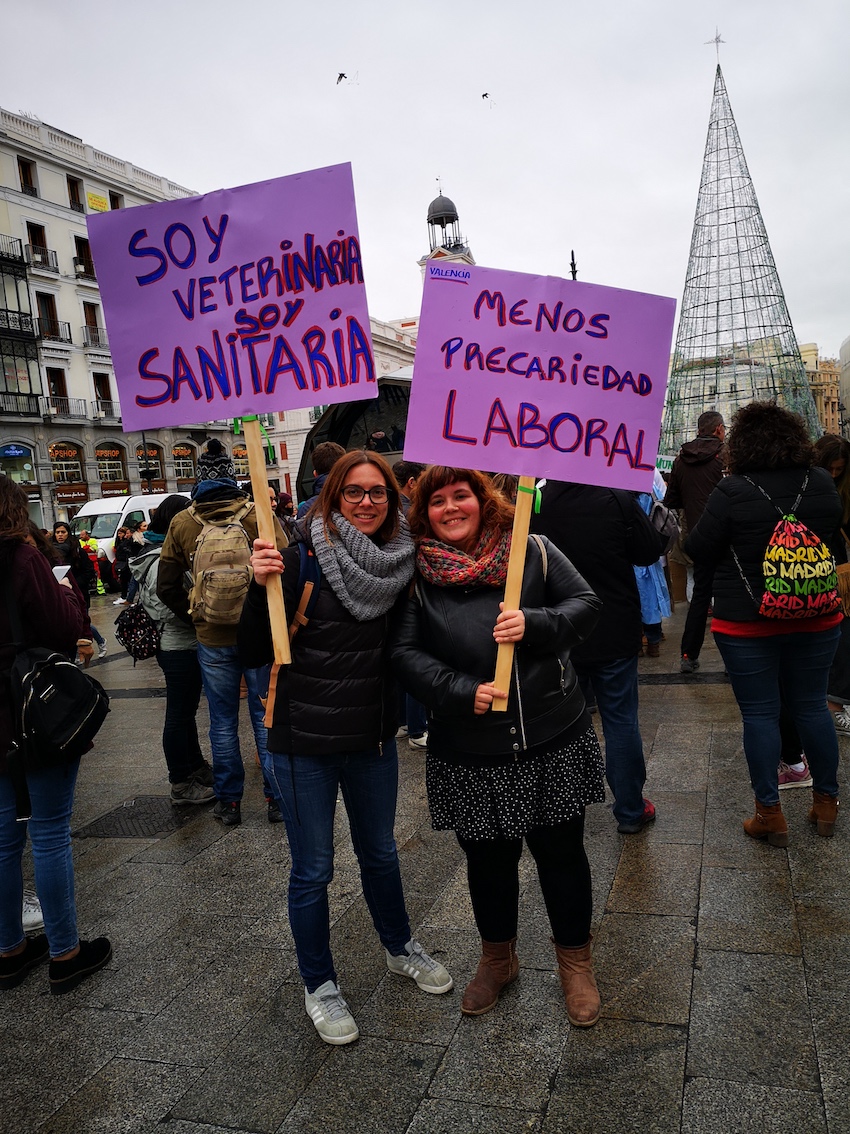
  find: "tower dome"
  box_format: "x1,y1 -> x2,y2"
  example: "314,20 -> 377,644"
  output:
426,195 -> 459,227
427,192 -> 466,254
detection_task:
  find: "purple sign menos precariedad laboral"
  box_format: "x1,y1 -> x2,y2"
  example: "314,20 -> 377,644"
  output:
87,163 -> 377,432
404,262 -> 676,491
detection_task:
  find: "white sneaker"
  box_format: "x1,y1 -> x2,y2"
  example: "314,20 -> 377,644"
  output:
113,598 -> 127,606
834,710 -> 850,736
386,939 -> 453,994
304,980 -> 359,1045
395,726 -> 409,738
22,889 -> 44,933
98,645 -> 108,659
408,732 -> 428,749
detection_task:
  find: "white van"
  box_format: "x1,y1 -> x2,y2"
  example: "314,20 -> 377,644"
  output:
71,492 -> 189,562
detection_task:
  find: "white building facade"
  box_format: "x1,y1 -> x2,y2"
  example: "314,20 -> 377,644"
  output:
0,107 -> 240,526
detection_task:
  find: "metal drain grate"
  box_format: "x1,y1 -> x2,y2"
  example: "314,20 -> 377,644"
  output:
74,796 -> 196,839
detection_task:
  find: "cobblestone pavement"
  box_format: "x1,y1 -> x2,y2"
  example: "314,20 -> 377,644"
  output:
3,597 -> 850,1133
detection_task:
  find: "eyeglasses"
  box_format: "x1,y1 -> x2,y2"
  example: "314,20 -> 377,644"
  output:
341,484 -> 391,504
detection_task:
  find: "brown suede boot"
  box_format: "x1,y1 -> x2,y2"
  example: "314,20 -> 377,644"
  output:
553,938 -> 601,1027
742,799 -> 788,847
460,938 -> 519,1016
808,791 -> 839,837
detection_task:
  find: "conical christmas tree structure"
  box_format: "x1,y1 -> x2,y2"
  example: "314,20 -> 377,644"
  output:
660,65 -> 818,454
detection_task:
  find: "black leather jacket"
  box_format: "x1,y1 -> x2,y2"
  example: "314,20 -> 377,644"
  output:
389,535 -> 601,760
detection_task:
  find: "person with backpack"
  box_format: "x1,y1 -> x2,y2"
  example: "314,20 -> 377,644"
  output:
240,451 -> 453,1045
130,495 -> 215,807
686,402 -> 843,845
0,477 -> 112,994
157,439 -> 288,827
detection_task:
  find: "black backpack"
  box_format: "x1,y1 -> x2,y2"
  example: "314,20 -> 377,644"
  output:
4,578 -> 110,817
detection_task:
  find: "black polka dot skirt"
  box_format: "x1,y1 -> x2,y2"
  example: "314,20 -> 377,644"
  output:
426,725 -> 605,841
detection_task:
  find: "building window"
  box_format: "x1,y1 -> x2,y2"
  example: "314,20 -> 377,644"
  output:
278,411 -> 286,422
0,344 -> 40,396
92,372 -> 112,404
18,157 -> 37,197
233,444 -> 249,477
172,443 -> 196,480
49,442 -> 85,484
135,444 -> 163,480
96,444 -> 127,482
74,236 -> 95,279
279,441 -> 288,460
67,176 -> 84,213
46,367 -> 67,399
109,191 -> 124,210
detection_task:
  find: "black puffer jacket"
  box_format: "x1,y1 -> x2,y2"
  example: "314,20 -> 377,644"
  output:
237,532 -> 399,756
685,465 -> 842,622
389,536 -> 600,760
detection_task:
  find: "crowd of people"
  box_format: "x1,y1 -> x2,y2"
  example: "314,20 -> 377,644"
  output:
1,404 -> 845,1046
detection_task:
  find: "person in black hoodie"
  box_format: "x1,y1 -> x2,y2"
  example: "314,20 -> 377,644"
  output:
530,480 -> 667,834
664,411 -> 726,672
686,401 -> 843,845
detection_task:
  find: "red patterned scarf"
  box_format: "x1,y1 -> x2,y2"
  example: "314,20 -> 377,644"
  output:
416,527 -> 511,587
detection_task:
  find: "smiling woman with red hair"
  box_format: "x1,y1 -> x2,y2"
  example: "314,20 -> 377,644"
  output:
392,466 -> 606,1026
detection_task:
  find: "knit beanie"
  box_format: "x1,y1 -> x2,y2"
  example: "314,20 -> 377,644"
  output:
195,438 -> 236,486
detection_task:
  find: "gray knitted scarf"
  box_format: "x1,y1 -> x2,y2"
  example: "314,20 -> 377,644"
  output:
310,513 -> 414,621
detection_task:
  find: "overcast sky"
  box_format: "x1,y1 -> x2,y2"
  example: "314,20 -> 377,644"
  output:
3,0 -> 848,357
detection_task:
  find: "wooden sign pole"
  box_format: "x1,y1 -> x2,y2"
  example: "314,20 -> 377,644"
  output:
491,475 -> 536,712
243,417 -> 291,667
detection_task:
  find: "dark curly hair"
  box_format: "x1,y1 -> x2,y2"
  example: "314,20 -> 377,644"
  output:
724,401 -> 814,474
408,466 -> 515,541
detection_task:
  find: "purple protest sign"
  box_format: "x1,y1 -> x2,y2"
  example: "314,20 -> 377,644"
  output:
404,263 -> 676,491
87,163 -> 377,432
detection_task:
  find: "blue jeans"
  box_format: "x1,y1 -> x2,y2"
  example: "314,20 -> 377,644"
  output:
157,648 -> 205,783
0,760 -> 80,956
405,695 -> 427,739
714,628 -> 840,805
196,642 -> 273,802
574,655 -> 646,826
266,746 -> 412,992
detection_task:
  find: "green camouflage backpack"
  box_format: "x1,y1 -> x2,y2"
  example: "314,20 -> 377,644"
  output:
188,502 -> 254,625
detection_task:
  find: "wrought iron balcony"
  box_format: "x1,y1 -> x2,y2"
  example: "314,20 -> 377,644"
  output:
70,201 -> 85,213
82,325 -> 108,348
42,395 -> 88,418
92,399 -> 121,419
0,392 -> 41,416
36,318 -> 73,344
25,245 -> 59,273
0,234 -> 25,263
0,308 -> 35,335
73,256 -> 96,281
21,184 -> 38,198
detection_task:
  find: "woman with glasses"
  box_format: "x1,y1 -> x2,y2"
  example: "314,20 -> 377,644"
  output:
239,451 -> 452,1046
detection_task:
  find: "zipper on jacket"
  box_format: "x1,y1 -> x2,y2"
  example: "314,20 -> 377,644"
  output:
513,657 -> 528,755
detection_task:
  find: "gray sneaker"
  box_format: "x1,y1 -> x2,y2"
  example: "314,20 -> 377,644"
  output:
22,889 -> 44,933
834,710 -> 850,736
386,938 -> 453,993
305,980 -> 360,1045
170,779 -> 215,806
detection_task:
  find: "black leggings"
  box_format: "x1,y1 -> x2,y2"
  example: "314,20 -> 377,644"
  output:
457,813 -> 592,948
